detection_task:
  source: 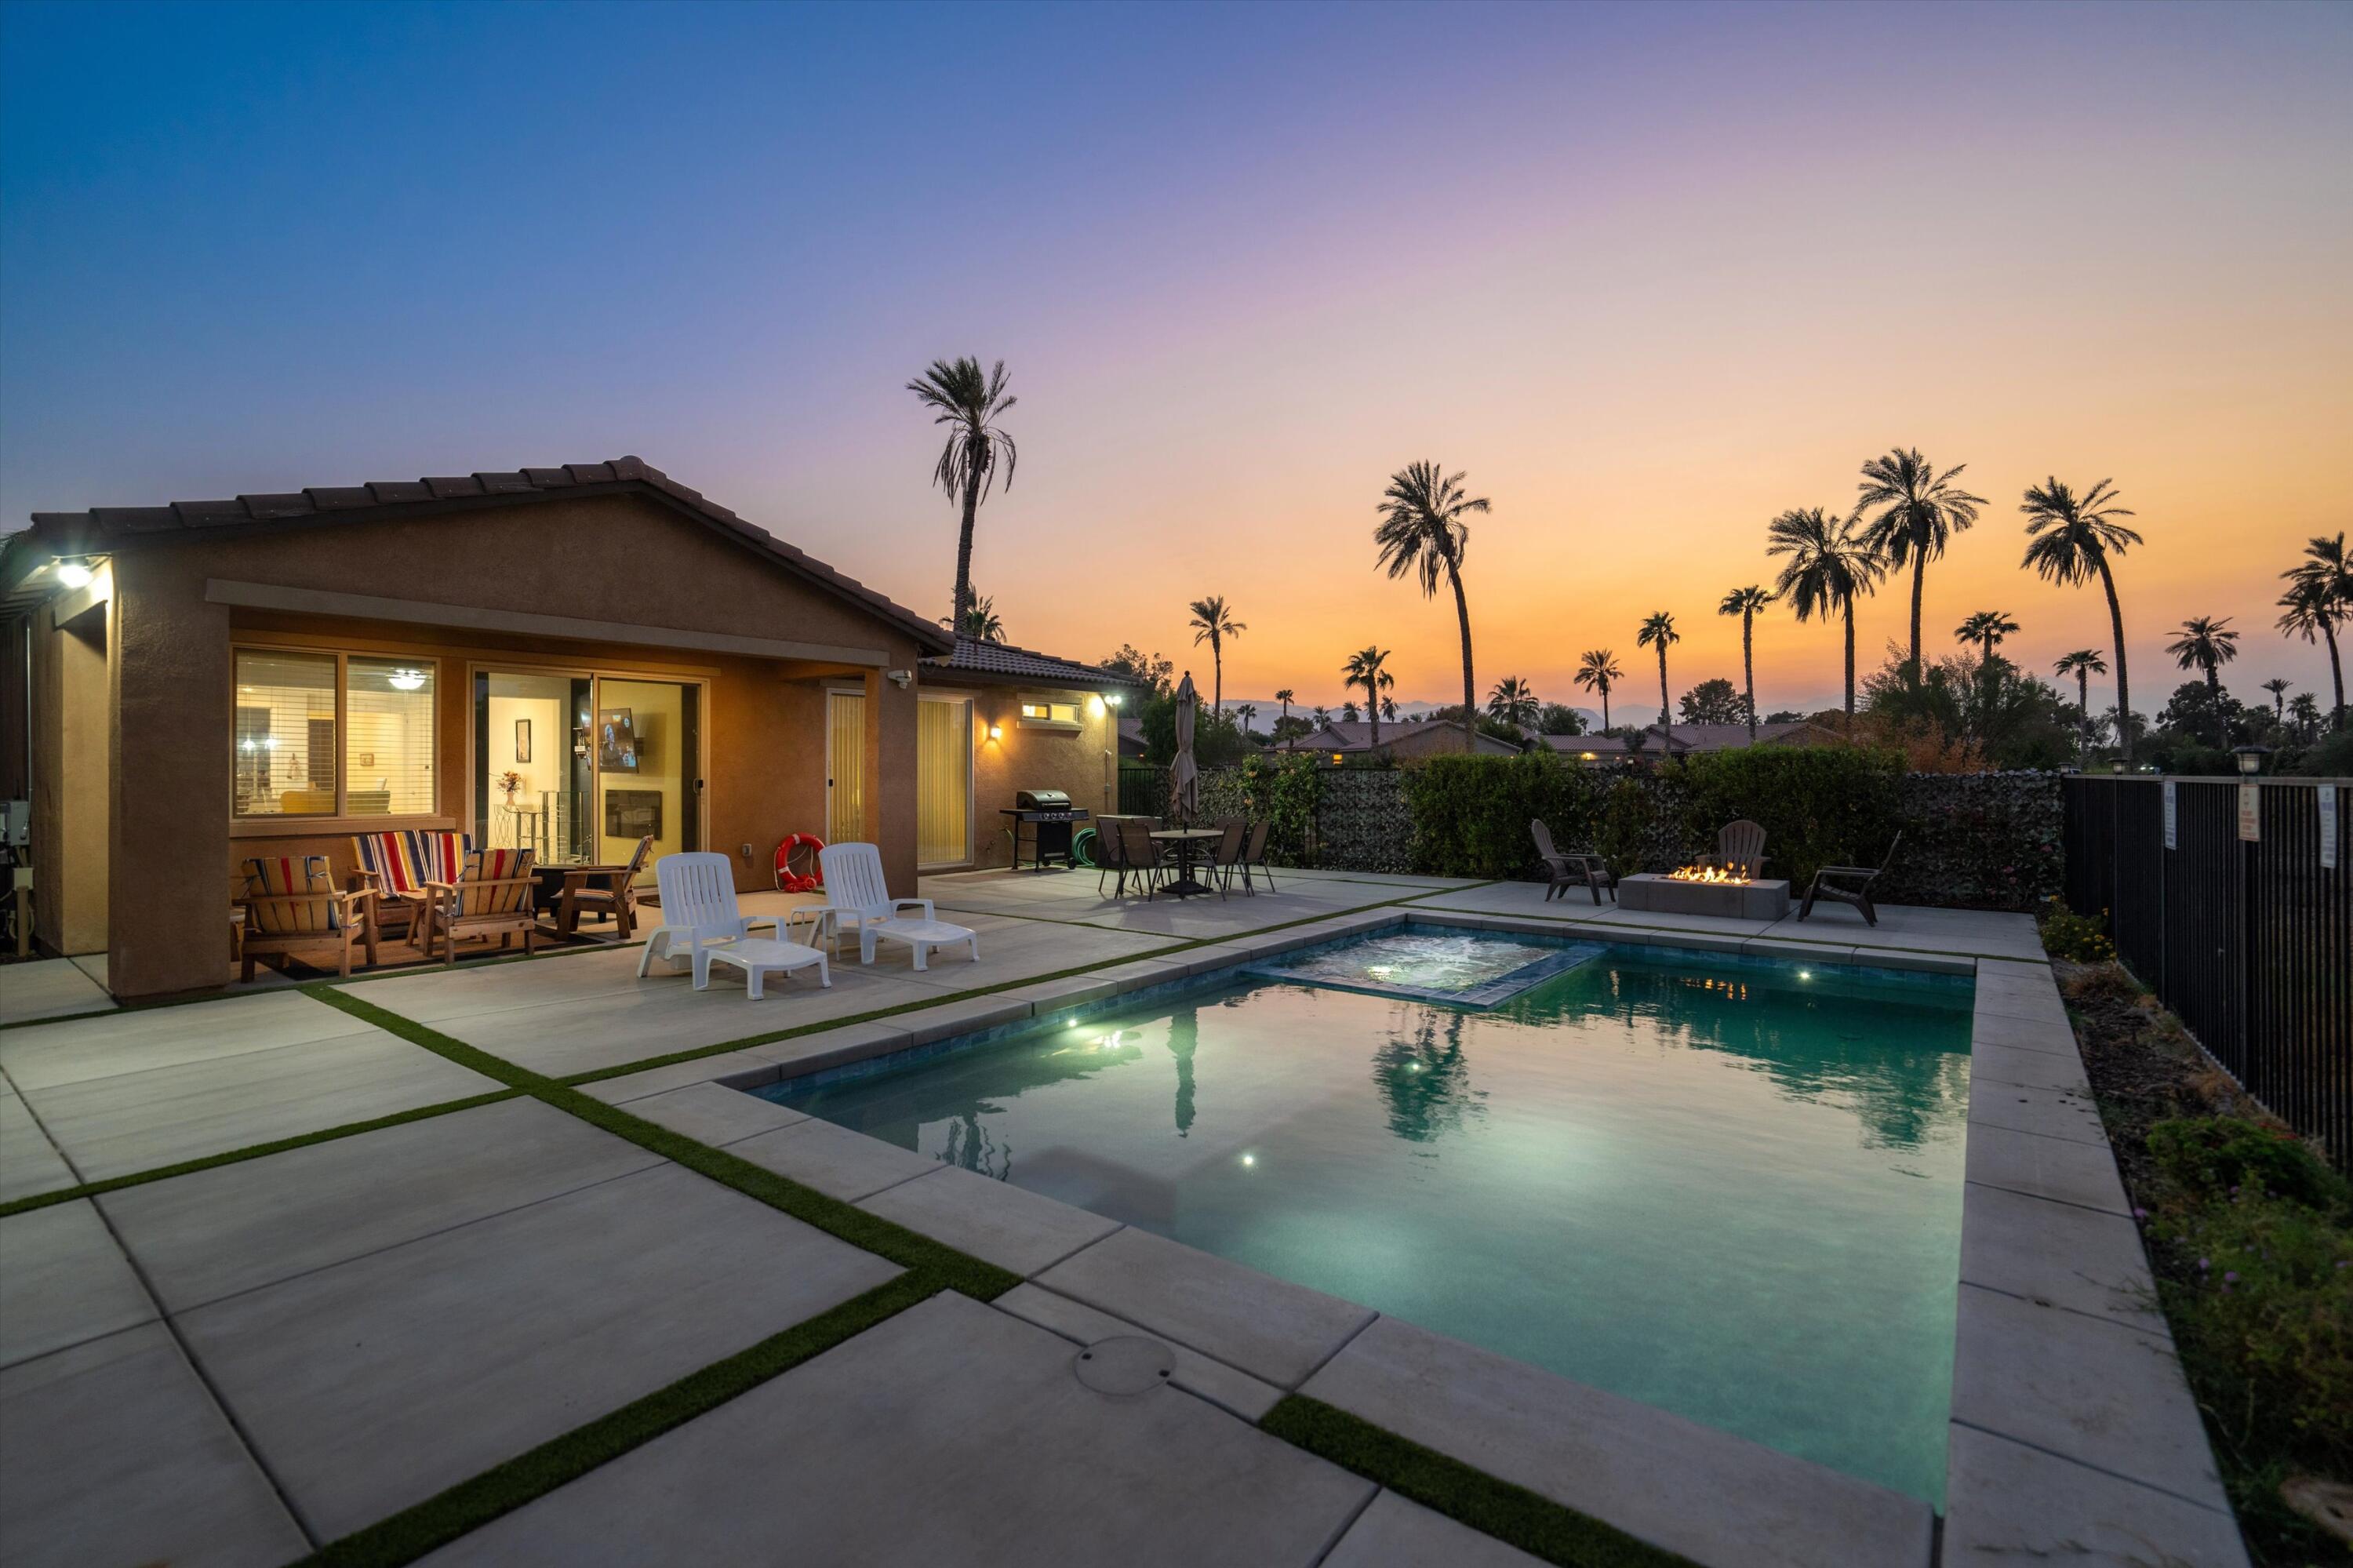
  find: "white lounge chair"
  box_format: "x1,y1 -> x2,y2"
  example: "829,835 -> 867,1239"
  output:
816,842 -> 978,971
638,852 -> 821,991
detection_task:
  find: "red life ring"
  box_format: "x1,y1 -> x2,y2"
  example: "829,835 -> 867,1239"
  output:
773,834 -> 826,892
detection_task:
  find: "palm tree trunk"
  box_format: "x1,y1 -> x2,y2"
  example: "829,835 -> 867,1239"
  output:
2077,672 -> 2090,758
1842,598 -> 1857,732
1656,648 -> 1670,737
953,459 -> 980,631
1742,613 -> 1756,741
1449,565 -> 1475,753
2206,665 -> 2225,748
1368,678 -> 1380,748
2097,559 -> 2131,765
1601,687 -> 1610,729
1210,635 -> 1222,717
1908,554 -> 1926,680
2325,620 -> 2346,730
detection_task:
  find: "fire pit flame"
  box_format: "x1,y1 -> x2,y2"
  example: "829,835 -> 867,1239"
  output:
1668,864 -> 1752,886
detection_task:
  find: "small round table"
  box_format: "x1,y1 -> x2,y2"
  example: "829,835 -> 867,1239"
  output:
1149,828 -> 1226,898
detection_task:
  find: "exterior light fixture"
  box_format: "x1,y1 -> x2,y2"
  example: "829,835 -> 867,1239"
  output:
2231,744 -> 2271,776
53,557 -> 93,589
987,723 -> 1003,741
1087,695 -> 1106,717
1104,692 -> 1124,708
387,668 -> 427,692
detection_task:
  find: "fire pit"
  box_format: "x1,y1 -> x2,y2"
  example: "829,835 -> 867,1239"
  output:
1619,865 -> 1791,920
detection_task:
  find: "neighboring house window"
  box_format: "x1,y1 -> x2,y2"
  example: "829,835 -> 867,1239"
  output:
233,649 -> 436,819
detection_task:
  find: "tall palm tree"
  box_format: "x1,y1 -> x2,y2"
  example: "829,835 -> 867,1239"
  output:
907,357 -> 1016,631
2052,649 -> 2107,755
1375,462 -> 1488,751
1717,586 -> 1773,740
1187,595 -> 1246,715
1767,506 -> 1885,723
2166,615 -> 2242,747
1636,612 -> 1678,736
1955,610 -> 2019,669
1342,646 -> 1396,746
2020,477 -> 2143,761
1380,695 -> 1398,722
1311,704 -> 1330,731
942,595 -> 1006,642
2289,691 -> 2322,740
2280,532 -> 2349,728
1574,649 -> 1622,729
2259,678 -> 2290,726
1273,688 -> 1296,748
1486,675 -> 1538,730
1854,447 -> 1986,678
1234,702 -> 1258,735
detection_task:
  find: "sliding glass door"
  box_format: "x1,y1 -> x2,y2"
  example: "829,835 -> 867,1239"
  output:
475,669 -> 700,881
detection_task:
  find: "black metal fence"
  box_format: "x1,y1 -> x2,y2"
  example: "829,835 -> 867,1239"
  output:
1116,762 -> 1169,820
2064,776 -> 2351,1170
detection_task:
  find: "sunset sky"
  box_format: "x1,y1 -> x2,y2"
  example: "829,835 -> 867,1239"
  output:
3,1 -> 2347,722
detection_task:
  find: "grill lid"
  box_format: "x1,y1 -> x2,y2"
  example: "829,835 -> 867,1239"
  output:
1016,788 -> 1071,809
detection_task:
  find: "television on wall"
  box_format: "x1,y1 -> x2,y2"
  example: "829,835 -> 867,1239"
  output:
597,708 -> 638,772
604,789 -> 661,840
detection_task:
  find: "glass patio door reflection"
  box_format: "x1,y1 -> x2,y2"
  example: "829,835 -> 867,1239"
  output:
595,678 -> 699,878
475,671 -> 700,882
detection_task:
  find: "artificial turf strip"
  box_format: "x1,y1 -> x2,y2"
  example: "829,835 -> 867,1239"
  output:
0,1088 -> 523,1220
298,1271 -> 944,1568
1259,1396 -> 1699,1568
304,984 -> 1021,1302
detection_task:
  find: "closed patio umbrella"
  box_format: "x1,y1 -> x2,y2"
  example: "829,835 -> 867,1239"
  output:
1170,671 -> 1199,822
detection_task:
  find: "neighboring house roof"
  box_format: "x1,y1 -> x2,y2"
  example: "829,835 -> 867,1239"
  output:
5,456 -> 954,653
1294,719 -> 1519,756
1544,720 -> 1838,756
921,636 -> 1154,691
1118,715 -> 1147,757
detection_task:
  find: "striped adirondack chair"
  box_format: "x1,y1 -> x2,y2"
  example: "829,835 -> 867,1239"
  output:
239,853 -> 377,980
350,830 -> 471,945
419,848 -> 540,966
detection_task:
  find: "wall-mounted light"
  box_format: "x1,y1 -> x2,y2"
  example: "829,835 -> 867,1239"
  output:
53,557 -> 93,589
387,668 -> 427,692
1087,695 -> 1106,717
1104,693 -> 1124,708
987,723 -> 1003,741
887,668 -> 914,689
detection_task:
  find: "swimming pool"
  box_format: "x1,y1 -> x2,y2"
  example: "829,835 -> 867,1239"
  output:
762,926 -> 1973,1503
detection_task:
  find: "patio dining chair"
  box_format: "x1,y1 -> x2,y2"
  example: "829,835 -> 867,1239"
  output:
1531,819 -> 1613,904
817,842 -> 979,970
1117,818 -> 1168,900
1093,818 -> 1133,896
1233,820 -> 1275,894
638,852 -> 783,986
1798,831 -> 1904,927
1207,819 -> 1247,897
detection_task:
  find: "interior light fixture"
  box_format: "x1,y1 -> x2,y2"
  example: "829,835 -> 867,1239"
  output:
387,668 -> 427,692
53,557 -> 93,589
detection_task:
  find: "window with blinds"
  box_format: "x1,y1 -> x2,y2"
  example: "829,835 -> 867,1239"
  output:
345,659 -> 435,816
827,691 -> 866,847
916,697 -> 970,866
235,651 -> 336,816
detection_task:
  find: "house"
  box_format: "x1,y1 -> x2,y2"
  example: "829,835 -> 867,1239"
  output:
1543,719 -> 1842,763
1291,719 -> 1521,763
0,458 -> 1139,997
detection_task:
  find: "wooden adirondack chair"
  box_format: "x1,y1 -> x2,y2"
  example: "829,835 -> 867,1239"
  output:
816,842 -> 978,970
239,854 -> 378,980
557,834 -> 653,939
1702,819 -> 1769,880
1531,819 -> 1613,904
419,849 -> 539,966
350,829 -> 471,948
1799,832 -> 1904,927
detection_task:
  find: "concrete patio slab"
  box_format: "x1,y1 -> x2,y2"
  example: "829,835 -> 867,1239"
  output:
0,1199 -> 155,1367
0,1081 -> 77,1202
745,1016 -> 916,1075
1966,1121 -> 2132,1215
1967,1077 -> 2110,1146
725,1117 -> 940,1202
419,1291 -> 1373,1568
1300,1315 -> 1934,1568
1958,1181 -> 2167,1337
0,1322 -> 311,1568
617,1079 -> 808,1148
100,1097 -> 661,1312
176,1162 -> 900,1538
0,957 -> 117,1027
1969,1008 -> 2078,1054
858,1164 -> 1122,1276
1325,1490 -> 1545,1568
0,988 -> 378,1091
20,1028 -> 500,1181
1970,1040 -> 2093,1093
1951,1282 -> 2228,1511
991,1282 -> 1281,1420
573,1048 -> 784,1102
1035,1226 -> 1376,1388
896,991 -> 1037,1046
1942,1424 -> 2249,1568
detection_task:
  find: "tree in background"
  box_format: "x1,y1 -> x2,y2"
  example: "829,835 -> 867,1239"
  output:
1187,595 -> 1246,715
1768,505 -> 1884,725
907,357 -> 1016,633
1340,700 -> 1361,723
1574,649 -> 1622,729
1853,447 -> 1984,678
1342,645 -> 1396,746
942,594 -> 1006,642
2278,531 -> 2348,728
2165,615 -> 2242,748
2259,678 -> 2290,728
1380,695 -> 1398,722
1636,611 -> 1678,733
1375,461 -> 1488,751
2052,649 -> 2108,759
1486,675 -> 1539,730
2288,691 -> 2323,743
1955,609 -> 2020,736
2020,476 -> 2141,762
1273,688 -> 1296,742
1537,701 -> 1587,736
1100,645 -> 1173,697
1233,702 -> 1259,738
1678,678 -> 1747,726
1717,584 -> 1774,741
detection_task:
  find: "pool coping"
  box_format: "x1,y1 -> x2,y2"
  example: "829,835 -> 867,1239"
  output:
604,907 -> 2242,1568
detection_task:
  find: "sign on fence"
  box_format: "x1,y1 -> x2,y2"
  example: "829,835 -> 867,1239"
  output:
2162,780 -> 2177,849
2322,786 -> 2340,870
2238,783 -> 2260,842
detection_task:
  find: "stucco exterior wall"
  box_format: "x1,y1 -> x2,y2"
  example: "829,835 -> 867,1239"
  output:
950,682 -> 1122,871
31,595 -> 111,955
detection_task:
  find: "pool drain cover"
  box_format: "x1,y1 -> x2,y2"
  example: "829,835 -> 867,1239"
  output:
1074,1336 -> 1176,1398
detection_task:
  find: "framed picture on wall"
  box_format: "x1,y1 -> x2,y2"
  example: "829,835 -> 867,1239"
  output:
515,719 -> 532,764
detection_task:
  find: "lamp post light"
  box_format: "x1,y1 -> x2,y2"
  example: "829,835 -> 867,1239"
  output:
2231,744 -> 2271,777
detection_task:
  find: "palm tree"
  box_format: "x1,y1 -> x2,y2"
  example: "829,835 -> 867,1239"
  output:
2259,678 -> 2290,728
2052,649 -> 2107,756
1636,612 -> 1678,737
1340,700 -> 1361,724
1854,448 -> 1986,678
1380,695 -> 1398,722
1311,704 -> 1330,732
1767,506 -> 1885,723
2020,477 -> 2144,762
2280,533 -> 2349,728
2166,615 -> 2242,747
1375,461 -> 1489,751
1717,586 -> 1773,740
1955,610 -> 2019,669
1234,702 -> 1258,736
1487,676 -> 1538,730
907,357 -> 1016,632
942,594 -> 1006,642
1186,595 -> 1246,715
1573,649 -> 1622,729
1342,646 -> 1396,746
1273,688 -> 1296,748
2289,691 -> 2323,741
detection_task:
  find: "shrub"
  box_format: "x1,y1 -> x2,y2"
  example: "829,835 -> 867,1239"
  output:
1402,753 -> 1609,879
2148,1117 -> 2348,1215
2037,898 -> 2115,964
1661,746 -> 1905,890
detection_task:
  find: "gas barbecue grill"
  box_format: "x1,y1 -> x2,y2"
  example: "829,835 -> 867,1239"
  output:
1002,788 -> 1090,871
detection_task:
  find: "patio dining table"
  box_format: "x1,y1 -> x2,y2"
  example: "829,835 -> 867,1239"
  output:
1149,827 -> 1225,898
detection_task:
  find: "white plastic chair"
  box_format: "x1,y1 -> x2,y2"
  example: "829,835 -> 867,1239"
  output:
816,842 -> 978,971
638,853 -> 782,989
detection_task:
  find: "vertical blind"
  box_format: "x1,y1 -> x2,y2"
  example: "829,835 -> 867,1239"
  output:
234,650 -> 336,815
345,658 -> 435,815
827,691 -> 865,847
917,697 -> 970,865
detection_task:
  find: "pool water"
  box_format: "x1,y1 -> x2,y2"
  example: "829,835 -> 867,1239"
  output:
766,932 -> 1973,1503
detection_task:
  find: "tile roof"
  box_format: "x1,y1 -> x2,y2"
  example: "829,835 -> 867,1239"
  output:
923,636 -> 1153,689
1542,721 -> 1834,755
16,456 -> 952,653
